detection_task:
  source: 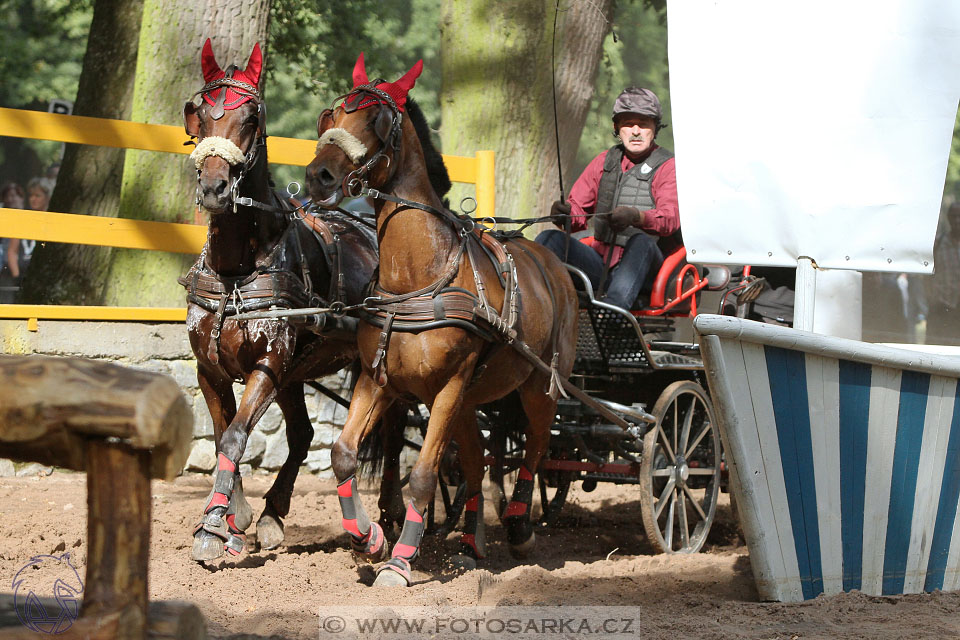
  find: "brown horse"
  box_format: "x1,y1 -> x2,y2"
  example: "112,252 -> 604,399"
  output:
306,54 -> 578,586
180,40 -> 380,562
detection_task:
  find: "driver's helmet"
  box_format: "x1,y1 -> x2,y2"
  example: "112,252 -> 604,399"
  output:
612,87 -> 661,124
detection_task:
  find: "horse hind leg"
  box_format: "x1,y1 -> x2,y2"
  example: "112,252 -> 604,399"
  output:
503,374 -> 556,558
374,402 -> 411,541
449,411 -> 487,571
257,384 -> 314,551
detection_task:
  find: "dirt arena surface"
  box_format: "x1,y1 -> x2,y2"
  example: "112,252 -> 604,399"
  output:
2,471 -> 959,639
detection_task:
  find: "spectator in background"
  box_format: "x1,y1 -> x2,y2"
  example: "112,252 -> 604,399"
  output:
0,182 -> 26,303
6,177 -> 51,291
926,203 -> 960,345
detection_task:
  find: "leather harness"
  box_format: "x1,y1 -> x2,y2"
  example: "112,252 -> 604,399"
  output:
179,201 -> 362,368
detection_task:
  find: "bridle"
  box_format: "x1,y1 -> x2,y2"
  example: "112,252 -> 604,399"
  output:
320,82 -> 403,199
187,70 -> 272,214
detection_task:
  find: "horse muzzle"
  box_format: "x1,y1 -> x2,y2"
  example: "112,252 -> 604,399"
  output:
305,162 -> 344,209
200,177 -> 233,211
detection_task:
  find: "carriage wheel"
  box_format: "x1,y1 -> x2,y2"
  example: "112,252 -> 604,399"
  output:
639,380 -> 721,554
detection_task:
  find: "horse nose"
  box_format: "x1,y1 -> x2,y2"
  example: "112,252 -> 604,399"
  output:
200,177 -> 230,209
310,163 -> 338,190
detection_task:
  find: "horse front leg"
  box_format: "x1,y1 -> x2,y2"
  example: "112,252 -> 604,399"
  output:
192,365 -> 279,562
374,364 -> 476,587
257,382 -> 313,550
332,371 -> 394,565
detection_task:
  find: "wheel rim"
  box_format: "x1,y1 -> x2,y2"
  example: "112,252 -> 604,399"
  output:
640,381 -> 720,554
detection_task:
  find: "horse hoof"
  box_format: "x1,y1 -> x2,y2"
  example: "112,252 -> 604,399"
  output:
509,530 -> 536,559
373,558 -> 411,587
191,532 -> 225,562
256,513 -> 285,550
448,554 -> 477,571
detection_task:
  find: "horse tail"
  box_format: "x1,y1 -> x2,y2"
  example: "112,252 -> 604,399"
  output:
356,418 -> 386,479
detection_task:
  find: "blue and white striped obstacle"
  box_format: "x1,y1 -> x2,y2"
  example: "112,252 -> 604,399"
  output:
695,315 -> 960,602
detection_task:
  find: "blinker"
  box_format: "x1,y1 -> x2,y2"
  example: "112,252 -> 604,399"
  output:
373,106 -> 394,144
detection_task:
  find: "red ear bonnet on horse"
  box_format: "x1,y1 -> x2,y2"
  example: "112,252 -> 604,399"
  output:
349,52 -> 423,112
200,38 -> 262,109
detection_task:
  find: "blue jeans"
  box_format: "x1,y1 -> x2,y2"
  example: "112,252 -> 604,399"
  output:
536,229 -> 663,309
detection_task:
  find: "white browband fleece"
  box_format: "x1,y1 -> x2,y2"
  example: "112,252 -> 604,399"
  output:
190,136 -> 246,169
317,128 -> 367,164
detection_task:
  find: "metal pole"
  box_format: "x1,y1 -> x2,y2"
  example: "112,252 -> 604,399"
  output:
794,256 -> 816,331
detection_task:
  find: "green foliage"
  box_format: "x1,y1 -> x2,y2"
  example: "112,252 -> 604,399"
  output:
575,0 -> 670,173
265,0 -> 442,189
0,0 -> 92,174
0,0 -> 91,108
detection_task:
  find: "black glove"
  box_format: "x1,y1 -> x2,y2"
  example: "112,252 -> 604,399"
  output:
550,199 -> 571,228
607,206 -> 644,233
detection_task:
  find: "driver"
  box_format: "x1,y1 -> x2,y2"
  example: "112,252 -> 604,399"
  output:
536,87 -> 680,309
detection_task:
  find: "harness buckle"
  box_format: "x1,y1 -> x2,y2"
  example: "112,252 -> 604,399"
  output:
343,175 -> 364,198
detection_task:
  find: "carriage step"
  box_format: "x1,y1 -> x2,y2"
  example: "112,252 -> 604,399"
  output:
582,472 -> 641,484
646,350 -> 703,367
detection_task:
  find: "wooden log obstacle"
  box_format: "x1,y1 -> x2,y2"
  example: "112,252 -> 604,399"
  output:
0,355 -> 205,639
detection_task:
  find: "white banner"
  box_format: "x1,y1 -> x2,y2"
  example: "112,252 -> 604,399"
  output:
667,0 -> 960,272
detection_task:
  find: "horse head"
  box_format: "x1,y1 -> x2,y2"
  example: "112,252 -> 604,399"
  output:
183,39 -> 265,213
306,53 -> 423,209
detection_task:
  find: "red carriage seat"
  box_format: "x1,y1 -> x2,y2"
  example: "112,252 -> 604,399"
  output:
575,237 -> 714,317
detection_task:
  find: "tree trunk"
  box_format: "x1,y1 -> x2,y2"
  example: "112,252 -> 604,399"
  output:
19,0 -> 144,305
439,0 -> 611,237
101,0 -> 269,307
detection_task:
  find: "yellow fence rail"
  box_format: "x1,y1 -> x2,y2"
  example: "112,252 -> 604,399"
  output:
0,108 -> 495,329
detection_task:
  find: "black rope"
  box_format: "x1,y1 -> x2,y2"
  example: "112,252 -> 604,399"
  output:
551,0 -> 572,263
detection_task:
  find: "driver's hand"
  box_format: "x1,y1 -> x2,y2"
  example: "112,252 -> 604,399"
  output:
550,199 -> 571,228
608,206 -> 644,233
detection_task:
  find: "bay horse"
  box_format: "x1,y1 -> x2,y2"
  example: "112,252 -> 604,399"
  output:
306,54 -> 578,586
180,40 -> 382,562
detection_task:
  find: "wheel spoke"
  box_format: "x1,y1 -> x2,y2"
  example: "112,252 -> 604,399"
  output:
654,476 -> 676,518
664,492 -> 676,549
672,399 -> 679,454
685,422 -> 712,459
657,424 -> 676,461
652,468 -> 674,477
678,489 -> 690,548
686,467 -> 717,475
682,483 -> 708,521
680,397 -> 696,453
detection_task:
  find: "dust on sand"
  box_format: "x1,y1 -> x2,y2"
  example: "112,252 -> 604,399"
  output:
1,471 -> 958,639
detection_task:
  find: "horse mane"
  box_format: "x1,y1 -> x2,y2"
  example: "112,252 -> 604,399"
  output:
406,97 -> 452,202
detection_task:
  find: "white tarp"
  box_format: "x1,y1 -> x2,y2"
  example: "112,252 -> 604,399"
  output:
667,1 -> 960,273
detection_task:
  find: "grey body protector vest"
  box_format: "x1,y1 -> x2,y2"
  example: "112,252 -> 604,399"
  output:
592,144 -> 674,248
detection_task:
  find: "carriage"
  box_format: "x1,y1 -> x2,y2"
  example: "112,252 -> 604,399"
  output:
392,245 -> 749,555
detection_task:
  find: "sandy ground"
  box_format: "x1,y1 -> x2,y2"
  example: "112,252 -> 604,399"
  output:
1,470 -> 959,639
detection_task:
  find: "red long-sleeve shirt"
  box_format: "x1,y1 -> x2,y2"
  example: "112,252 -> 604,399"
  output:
568,146 -> 680,265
